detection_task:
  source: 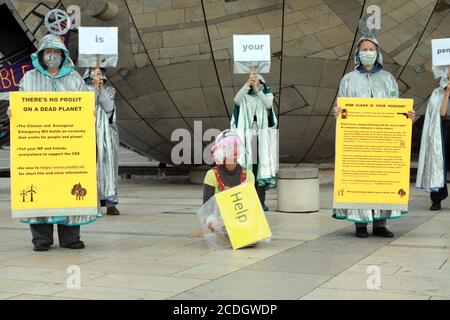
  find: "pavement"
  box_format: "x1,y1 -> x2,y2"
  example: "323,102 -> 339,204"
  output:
0,173 -> 449,300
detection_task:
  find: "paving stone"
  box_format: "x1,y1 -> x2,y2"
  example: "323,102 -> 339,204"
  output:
0,266 -> 104,283
413,0 -> 435,9
171,270 -> 330,299
332,43 -> 352,57
308,49 -> 337,59
303,3 -> 331,19
162,26 -> 206,47
0,254 -> 101,269
206,25 -> 221,41
287,0 -> 324,11
0,278 -> 66,296
284,24 -> 303,42
378,32 -> 401,54
77,257 -> 199,276
322,272 -> 450,297
315,24 -> 353,48
223,1 -> 249,15
284,35 -> 325,57
246,248 -> 365,276
216,16 -> 263,38
143,0 -> 172,13
245,0 -> 277,11
391,19 -> 420,44
134,53 -> 149,67
185,6 -> 203,23
297,12 -> 342,36
133,12 -> 156,29
284,10 -> 307,25
301,287 -> 429,300
204,2 -> 227,20
171,263 -> 242,280
160,44 -> 200,58
9,294 -> 75,300
84,273 -> 208,293
0,292 -> 20,300
172,0 -> 199,9
156,9 -> 185,26
127,0 -> 144,15
256,9 -> 282,29
388,2 -> 420,24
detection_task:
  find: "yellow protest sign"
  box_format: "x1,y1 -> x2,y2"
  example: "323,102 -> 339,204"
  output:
9,91 -> 97,218
334,97 -> 413,211
215,183 -> 271,249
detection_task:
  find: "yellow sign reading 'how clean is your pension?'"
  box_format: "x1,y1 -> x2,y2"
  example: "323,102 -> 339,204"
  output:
9,91 -> 97,218
334,97 -> 413,211
215,183 -> 272,249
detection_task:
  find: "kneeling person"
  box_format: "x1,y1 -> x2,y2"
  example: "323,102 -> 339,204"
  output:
202,130 -> 260,248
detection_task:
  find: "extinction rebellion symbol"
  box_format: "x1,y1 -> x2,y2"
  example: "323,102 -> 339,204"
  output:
44,9 -> 72,36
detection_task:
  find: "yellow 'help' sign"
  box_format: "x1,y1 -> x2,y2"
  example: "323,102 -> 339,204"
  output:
215,183 -> 271,249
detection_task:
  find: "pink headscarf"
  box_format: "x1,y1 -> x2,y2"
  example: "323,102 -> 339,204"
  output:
211,130 -> 243,165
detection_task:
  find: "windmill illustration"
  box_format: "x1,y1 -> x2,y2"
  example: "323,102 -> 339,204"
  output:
20,189 -> 27,202
27,185 -> 37,202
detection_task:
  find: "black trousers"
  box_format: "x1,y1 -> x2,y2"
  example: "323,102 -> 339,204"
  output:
253,164 -> 266,205
251,127 -> 266,206
355,220 -> 386,229
30,224 -> 80,247
431,184 -> 448,203
431,119 -> 450,204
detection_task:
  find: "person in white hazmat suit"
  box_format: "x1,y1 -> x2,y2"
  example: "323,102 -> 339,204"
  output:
416,66 -> 450,211
333,34 -> 415,238
231,72 -> 278,212
7,34 -> 99,251
83,67 -> 120,216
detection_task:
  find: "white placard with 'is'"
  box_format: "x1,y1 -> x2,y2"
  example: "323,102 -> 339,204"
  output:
78,27 -> 118,67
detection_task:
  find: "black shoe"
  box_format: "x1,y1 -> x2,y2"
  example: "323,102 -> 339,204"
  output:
373,227 -> 394,238
355,227 -> 368,238
107,206 -> 120,215
430,202 -> 441,211
33,245 -> 50,252
61,241 -> 85,249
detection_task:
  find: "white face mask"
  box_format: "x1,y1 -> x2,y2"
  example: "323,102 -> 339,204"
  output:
359,50 -> 378,66
43,53 -> 63,69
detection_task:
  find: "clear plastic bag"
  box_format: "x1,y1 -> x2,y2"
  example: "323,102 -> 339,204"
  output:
196,196 -> 232,250
196,190 -> 272,250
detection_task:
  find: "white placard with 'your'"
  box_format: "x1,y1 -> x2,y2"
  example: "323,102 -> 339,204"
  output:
233,35 -> 271,62
233,35 -> 271,74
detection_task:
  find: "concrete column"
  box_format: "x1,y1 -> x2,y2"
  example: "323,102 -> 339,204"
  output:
87,1 -> 119,21
277,167 -> 319,213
